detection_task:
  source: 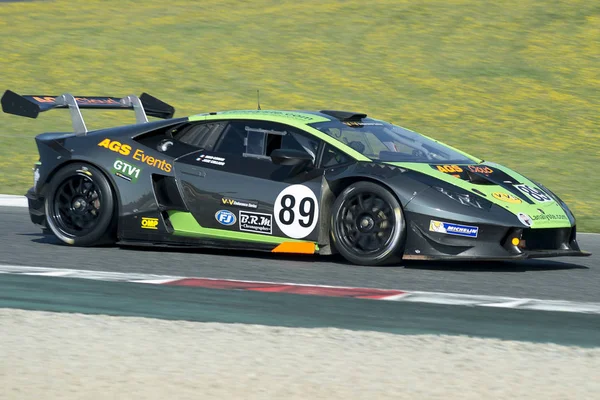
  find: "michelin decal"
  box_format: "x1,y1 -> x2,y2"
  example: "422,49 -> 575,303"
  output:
429,220 -> 479,238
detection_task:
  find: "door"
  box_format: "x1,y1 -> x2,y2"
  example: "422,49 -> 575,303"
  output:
173,119 -> 326,242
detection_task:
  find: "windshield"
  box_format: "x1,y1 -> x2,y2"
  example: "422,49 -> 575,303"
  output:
309,119 -> 477,164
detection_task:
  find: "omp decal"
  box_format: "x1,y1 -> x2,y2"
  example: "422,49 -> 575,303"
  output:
271,242 -> 315,254
517,213 -> 533,227
221,197 -> 258,209
274,184 -> 319,239
2,265 -> 600,314
98,139 -> 172,172
429,220 -> 479,238
98,138 -> 131,156
196,154 -> 225,166
514,184 -> 553,203
215,210 -> 236,226
467,165 -> 494,174
141,217 -> 159,230
111,159 -> 141,183
492,192 -> 522,204
239,211 -> 272,234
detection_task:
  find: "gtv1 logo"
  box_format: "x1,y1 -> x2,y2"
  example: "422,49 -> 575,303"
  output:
111,159 -> 141,183
215,210 -> 236,226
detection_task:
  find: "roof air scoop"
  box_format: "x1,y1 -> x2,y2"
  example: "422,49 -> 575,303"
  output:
320,110 -> 367,121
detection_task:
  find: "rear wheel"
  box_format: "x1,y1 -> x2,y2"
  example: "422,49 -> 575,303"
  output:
331,182 -> 405,266
45,163 -> 116,246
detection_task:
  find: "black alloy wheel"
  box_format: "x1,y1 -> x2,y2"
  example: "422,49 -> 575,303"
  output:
45,164 -> 116,246
331,181 -> 405,265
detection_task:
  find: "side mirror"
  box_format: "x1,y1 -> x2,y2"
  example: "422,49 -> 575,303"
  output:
270,148 -> 314,166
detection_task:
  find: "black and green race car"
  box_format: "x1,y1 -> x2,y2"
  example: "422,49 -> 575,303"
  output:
1,90 -> 590,265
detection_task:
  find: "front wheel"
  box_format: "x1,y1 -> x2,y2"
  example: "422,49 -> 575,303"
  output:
331,182 -> 406,266
45,163 -> 116,246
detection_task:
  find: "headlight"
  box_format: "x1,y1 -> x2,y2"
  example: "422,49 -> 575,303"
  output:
434,186 -> 492,210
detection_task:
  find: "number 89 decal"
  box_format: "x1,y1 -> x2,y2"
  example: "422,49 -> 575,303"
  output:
274,184 -> 319,239
514,184 -> 553,203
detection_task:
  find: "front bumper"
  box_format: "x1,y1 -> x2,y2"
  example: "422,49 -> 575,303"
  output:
402,211 -> 591,261
25,187 -> 46,228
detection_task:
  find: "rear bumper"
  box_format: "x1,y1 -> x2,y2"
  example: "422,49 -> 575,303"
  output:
25,187 -> 46,228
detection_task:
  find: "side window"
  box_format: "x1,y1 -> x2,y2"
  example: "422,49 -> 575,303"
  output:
172,122 -> 226,150
321,144 -> 351,167
215,123 -> 247,155
244,125 -> 287,159
215,121 -> 320,162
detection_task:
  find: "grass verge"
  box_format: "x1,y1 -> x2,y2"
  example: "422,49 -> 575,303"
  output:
0,0 -> 598,231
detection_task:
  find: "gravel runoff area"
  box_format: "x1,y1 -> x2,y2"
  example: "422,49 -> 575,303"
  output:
1,309 -> 599,400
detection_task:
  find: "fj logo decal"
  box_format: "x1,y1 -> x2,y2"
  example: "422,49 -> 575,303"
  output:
215,210 -> 236,226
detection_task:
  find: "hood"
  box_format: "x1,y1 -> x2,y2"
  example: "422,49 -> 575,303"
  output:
385,161 -> 573,229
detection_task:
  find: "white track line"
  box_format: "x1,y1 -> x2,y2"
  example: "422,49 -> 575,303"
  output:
0,195 -> 28,207
1,264 -> 599,315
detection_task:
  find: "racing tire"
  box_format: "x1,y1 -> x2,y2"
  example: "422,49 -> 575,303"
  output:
45,163 -> 116,246
331,181 -> 406,266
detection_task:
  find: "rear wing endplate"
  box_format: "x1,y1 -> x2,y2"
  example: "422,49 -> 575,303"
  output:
1,90 -> 175,135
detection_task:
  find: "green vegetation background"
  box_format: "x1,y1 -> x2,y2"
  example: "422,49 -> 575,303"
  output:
1,0 -> 598,231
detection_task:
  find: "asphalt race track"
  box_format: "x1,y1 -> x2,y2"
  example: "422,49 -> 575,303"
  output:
1,206 -> 598,302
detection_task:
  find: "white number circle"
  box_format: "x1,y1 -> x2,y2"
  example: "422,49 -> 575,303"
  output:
274,184 -> 319,239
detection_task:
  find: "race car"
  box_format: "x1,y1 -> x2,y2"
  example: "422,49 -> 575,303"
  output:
1,89 -> 590,265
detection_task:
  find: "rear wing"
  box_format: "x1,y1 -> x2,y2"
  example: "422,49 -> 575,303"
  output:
1,90 -> 175,135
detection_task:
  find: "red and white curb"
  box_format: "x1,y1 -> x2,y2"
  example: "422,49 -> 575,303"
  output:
1,264 -> 599,314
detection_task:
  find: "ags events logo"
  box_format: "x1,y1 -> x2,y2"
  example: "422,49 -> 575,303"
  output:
98,138 -> 131,155
98,139 -> 172,173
